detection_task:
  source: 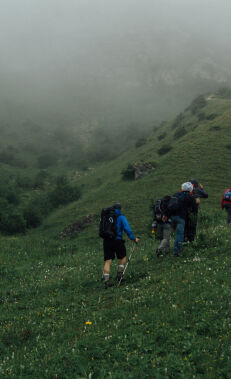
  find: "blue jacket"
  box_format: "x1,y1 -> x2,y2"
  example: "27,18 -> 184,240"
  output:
115,209 -> 135,241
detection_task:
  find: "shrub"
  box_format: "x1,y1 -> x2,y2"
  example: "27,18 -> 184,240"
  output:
0,151 -> 26,168
0,203 -> 26,234
0,184 -> 20,205
48,176 -> 81,208
187,95 -> 207,115
121,164 -> 135,180
157,132 -> 166,141
206,113 -> 218,121
34,170 -> 50,189
27,193 -> 53,218
209,125 -> 221,131
171,113 -> 184,129
157,144 -> 172,156
173,127 -> 187,140
16,175 -> 34,190
23,206 -> 42,228
198,112 -> 206,121
135,138 -> 147,148
225,144 -> 231,150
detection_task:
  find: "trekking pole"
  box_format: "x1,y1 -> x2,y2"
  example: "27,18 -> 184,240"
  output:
118,241 -> 137,287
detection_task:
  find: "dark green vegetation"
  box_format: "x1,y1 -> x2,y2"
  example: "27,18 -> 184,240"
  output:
1,90 -> 231,377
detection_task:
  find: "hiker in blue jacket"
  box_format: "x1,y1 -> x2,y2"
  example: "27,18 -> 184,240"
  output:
103,203 -> 140,288
163,182 -> 199,257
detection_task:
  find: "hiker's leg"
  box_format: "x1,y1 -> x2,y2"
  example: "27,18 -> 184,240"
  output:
115,240 -> 126,280
172,216 -> 185,256
157,224 -> 164,254
226,205 -> 231,224
103,240 -> 115,282
189,212 -> 197,241
158,223 -> 171,253
119,256 -> 126,266
104,259 -> 112,275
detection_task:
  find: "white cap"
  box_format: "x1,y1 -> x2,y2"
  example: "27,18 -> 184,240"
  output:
181,182 -> 193,192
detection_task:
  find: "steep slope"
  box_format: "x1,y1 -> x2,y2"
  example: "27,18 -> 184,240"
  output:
1,92 -> 231,378
40,92 -> 231,238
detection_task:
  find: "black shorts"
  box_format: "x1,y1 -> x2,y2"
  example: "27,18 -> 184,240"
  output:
103,239 -> 126,261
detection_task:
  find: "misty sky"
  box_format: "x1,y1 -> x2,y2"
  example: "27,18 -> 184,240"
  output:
1,0 -> 231,125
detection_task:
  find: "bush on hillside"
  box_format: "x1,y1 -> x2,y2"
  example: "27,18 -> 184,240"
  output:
171,113 -> 184,129
187,95 -> 207,115
16,175 -> 34,190
26,193 -> 53,218
135,138 -> 147,148
173,127 -> 188,140
225,144 -> 231,150
209,125 -> 221,131
48,176 -> 81,208
23,206 -> 43,228
0,200 -> 26,234
0,184 -> 20,205
0,151 -> 26,168
206,113 -> 218,121
197,112 -> 206,121
34,170 -> 51,189
157,132 -> 166,141
121,164 -> 135,180
157,144 -> 172,156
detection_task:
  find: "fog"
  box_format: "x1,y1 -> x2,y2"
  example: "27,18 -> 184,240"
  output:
1,0 -> 231,127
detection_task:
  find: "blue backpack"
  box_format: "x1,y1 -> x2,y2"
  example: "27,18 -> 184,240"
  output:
167,192 -> 186,213
224,189 -> 231,202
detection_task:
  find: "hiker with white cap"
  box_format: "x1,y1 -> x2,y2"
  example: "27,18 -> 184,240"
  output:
163,182 -> 200,257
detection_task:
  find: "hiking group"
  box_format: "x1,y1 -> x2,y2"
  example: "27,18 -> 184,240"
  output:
153,179 -> 208,258
99,180 -> 230,288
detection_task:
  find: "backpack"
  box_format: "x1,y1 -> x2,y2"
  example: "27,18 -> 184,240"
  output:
153,196 -> 171,221
224,189 -> 231,202
99,207 -> 117,239
167,192 -> 186,213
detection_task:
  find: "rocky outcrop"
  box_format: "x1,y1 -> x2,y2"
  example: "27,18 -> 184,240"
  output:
133,161 -> 155,180
58,214 -> 95,239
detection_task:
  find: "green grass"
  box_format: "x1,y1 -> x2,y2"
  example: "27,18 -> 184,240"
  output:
0,210 -> 231,377
1,92 -> 231,377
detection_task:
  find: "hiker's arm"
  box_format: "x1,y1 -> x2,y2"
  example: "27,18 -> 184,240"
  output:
191,197 -> 199,212
194,187 -> 208,199
221,197 -> 224,209
122,216 -> 136,241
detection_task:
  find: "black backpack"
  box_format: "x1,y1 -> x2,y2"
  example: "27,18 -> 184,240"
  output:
167,192 -> 186,213
99,207 -> 118,239
153,196 -> 171,221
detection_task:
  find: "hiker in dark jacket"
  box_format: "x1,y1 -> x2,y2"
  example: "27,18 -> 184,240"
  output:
153,196 -> 172,256
103,203 -> 140,288
163,182 -> 199,257
221,189 -> 231,224
184,179 -> 208,242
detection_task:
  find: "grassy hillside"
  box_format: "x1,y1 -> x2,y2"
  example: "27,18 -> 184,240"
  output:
39,91 -> 231,238
1,91 -> 231,377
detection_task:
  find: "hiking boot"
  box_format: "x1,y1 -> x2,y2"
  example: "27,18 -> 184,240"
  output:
156,248 -> 161,257
156,248 -> 164,257
116,271 -> 123,282
104,280 -> 114,289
